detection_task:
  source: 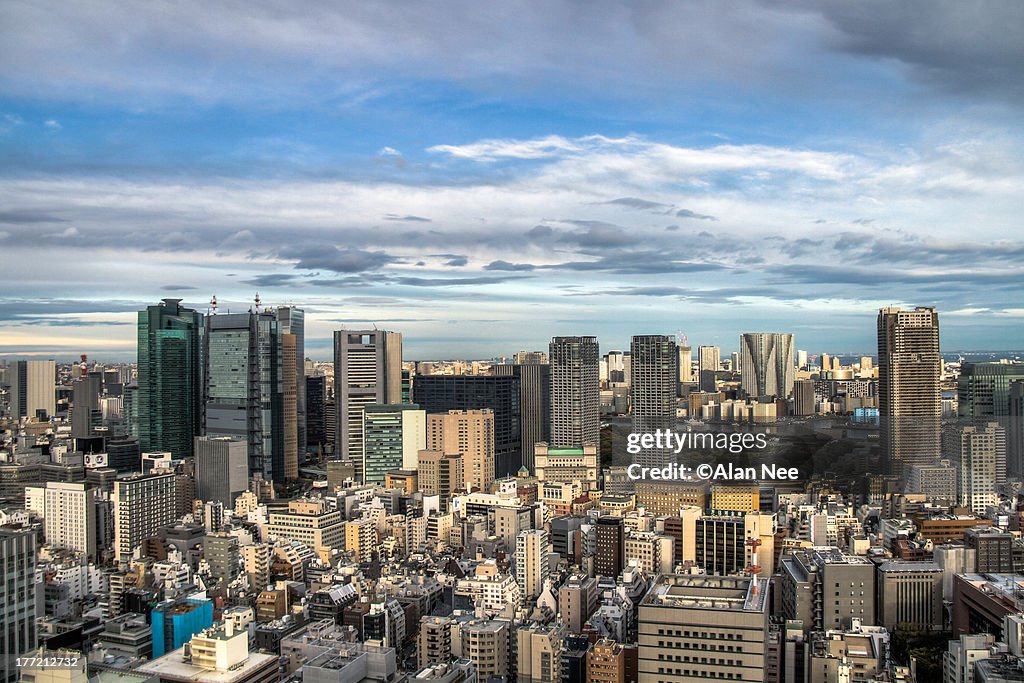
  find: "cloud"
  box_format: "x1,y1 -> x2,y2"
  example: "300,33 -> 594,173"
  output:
442,255 -> 468,267
278,244 -> 398,273
601,197 -> 673,212
810,0 -> 1024,101
484,260 -> 536,272
44,119 -> 61,131
383,213 -> 431,222
392,275 -> 531,287
161,285 -> 198,291
241,273 -> 302,288
675,208 -> 717,221
0,210 -> 67,224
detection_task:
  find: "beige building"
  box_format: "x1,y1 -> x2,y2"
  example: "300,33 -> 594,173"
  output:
417,449 -> 464,507
588,638 -> 627,683
533,443 -> 599,490
636,480 -> 708,516
710,484 -> 760,513
427,410 -> 495,493
418,615 -> 453,668
639,574 -> 769,682
344,518 -> 377,561
266,499 -> 345,551
516,621 -> 566,683
515,528 -> 548,607
43,482 -> 96,559
454,618 -> 510,680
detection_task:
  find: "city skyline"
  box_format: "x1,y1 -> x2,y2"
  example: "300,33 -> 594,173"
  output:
2,3 -> 1024,358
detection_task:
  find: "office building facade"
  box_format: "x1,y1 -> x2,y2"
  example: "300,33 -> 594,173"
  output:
631,335 -> 678,468
549,336 -> 600,448
739,332 -> 795,399
138,299 -> 204,459
877,307 -> 941,476
334,329 -> 402,480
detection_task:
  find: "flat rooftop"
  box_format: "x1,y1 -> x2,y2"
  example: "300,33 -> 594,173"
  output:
643,574 -> 768,613
136,648 -> 276,683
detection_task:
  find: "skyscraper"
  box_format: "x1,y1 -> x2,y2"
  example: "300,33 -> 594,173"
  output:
877,306 -> 941,476
493,362 -> 551,472
958,422 -> 1005,514
205,310 -> 287,482
333,329 -> 402,481
362,404 -> 426,485
412,374 -> 520,477
739,332 -> 796,399
137,299 -> 204,459
5,359 -> 55,420
113,470 -> 177,564
195,436 -> 248,507
697,345 -> 720,393
678,345 -> 694,384
0,526 -> 36,683
426,409 -> 494,493
71,372 -> 102,438
277,306 -> 306,457
631,335 -> 678,468
305,374 -> 327,455
549,336 -> 600,448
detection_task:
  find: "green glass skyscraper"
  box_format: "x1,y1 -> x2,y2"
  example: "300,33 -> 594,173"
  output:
137,299 -> 204,459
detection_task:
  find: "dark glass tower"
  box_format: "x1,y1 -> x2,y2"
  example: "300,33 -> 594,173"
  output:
137,299 -> 204,459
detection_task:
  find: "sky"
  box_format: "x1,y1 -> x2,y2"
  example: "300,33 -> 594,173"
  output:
1,1 -> 1023,360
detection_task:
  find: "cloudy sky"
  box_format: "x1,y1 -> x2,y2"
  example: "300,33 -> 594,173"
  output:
1,1 -> 1023,360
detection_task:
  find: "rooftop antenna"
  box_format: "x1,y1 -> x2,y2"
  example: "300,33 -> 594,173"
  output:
254,292 -> 261,314
210,295 -> 218,316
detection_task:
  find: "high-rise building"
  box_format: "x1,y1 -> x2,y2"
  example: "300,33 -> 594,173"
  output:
630,335 -> 678,468
334,329 -> 402,481
958,422 -> 1005,514
361,404 -> 426,485
877,307 -> 941,476
797,349 -> 808,370
494,362 -> 551,472
426,409 -> 494,493
697,345 -> 720,393
277,306 -> 306,456
739,332 -> 796,399
71,373 -> 102,438
678,345 -> 694,384
413,375 -> 520,477
549,336 -> 600,448
5,359 -> 56,420
958,363 -> 1024,418
594,516 -> 625,579
203,532 -> 240,587
793,379 -> 815,416
0,526 -> 37,683
417,450 -> 464,507
515,528 -> 548,606
194,436 -> 248,507
113,471 -> 177,564
638,575 -> 769,683
137,300 -> 204,459
43,481 -> 97,559
205,310 -> 287,482
777,548 -> 876,633
305,375 -> 327,452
